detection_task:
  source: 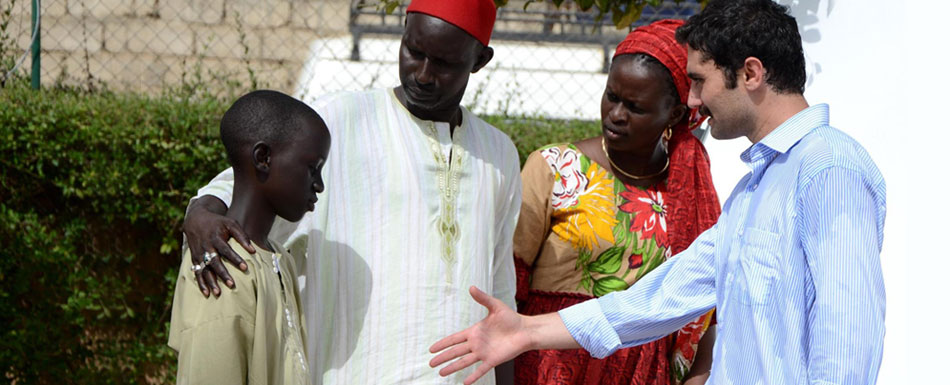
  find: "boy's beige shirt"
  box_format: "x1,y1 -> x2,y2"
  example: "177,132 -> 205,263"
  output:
168,239 -> 310,385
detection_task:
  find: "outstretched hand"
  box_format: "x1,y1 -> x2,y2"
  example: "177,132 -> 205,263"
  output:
428,286 -> 532,385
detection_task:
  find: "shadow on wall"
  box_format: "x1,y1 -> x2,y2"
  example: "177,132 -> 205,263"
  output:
779,0 -> 835,88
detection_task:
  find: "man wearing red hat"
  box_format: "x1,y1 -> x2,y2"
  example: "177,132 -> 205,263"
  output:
181,0 -> 519,384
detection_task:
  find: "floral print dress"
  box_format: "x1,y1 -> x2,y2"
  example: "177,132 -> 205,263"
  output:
513,144 -> 714,385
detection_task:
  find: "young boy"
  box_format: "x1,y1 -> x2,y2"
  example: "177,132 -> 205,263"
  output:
168,90 -> 330,385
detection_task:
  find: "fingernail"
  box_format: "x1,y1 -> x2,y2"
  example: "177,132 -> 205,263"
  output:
202,290 -> 209,297
227,280 -> 234,288
240,263 -> 247,271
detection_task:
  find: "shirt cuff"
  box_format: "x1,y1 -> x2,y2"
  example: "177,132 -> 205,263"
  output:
558,298 -> 621,359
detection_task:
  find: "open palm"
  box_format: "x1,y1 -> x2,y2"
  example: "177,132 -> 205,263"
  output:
429,286 -> 529,385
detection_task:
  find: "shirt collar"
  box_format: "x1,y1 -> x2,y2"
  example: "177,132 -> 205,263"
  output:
388,87 -> 469,130
740,103 -> 828,166
757,103 -> 829,154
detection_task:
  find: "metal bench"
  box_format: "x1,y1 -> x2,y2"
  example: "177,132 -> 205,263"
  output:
348,0 -> 700,73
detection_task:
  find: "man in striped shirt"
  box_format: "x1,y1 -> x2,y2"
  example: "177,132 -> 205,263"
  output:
429,1 -> 887,384
182,0 -> 521,384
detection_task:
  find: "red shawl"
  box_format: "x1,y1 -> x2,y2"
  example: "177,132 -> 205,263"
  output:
614,19 -> 721,254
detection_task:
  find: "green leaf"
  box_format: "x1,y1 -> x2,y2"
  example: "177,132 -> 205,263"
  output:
613,209 -> 633,248
613,177 -> 625,193
576,247 -> 593,270
630,236 -> 649,255
633,238 -> 655,280
644,240 -> 667,271
587,246 -> 625,274
385,1 -> 399,14
592,276 -> 629,297
580,153 -> 590,174
634,238 -> 668,280
615,6 -> 644,30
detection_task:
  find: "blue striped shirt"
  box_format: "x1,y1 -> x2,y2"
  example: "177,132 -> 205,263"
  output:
559,104 -> 886,385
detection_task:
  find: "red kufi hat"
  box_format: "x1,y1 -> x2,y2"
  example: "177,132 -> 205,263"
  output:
407,0 -> 497,46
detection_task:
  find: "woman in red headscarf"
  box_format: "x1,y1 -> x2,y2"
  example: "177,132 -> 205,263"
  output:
513,19 -> 719,385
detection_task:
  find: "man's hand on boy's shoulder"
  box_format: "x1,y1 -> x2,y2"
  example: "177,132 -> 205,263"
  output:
183,195 -> 255,298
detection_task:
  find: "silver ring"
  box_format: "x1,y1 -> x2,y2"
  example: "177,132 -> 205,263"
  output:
202,251 -> 218,264
190,262 -> 206,272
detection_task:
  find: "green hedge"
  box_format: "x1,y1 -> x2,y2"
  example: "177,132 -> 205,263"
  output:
1,79 -> 230,384
0,78 -> 598,383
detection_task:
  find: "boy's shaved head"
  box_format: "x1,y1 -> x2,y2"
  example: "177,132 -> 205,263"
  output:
220,90 -> 325,169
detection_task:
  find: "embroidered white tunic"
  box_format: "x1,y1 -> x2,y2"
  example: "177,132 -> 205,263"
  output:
196,88 -> 521,384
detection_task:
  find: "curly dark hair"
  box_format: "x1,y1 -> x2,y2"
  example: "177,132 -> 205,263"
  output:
675,0 -> 806,94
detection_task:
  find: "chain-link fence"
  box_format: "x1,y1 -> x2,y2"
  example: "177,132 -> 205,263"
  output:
1,0 -> 699,119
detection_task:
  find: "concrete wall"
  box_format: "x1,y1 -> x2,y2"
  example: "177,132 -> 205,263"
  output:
9,0 -> 350,93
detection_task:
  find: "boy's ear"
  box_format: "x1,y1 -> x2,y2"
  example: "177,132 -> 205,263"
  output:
251,142 -> 272,174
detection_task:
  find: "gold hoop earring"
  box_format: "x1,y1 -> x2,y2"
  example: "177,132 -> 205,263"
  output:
663,125 -> 673,141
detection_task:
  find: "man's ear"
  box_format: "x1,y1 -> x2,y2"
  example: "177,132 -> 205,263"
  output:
742,57 -> 766,91
251,141 -> 272,176
471,46 -> 494,74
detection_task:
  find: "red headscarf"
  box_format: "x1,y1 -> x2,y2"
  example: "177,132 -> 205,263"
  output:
614,19 -> 721,256
407,0 -> 497,46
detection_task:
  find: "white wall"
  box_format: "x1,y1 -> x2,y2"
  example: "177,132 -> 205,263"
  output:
888,0 -> 950,382
704,1 -> 950,383
295,37 -> 610,119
